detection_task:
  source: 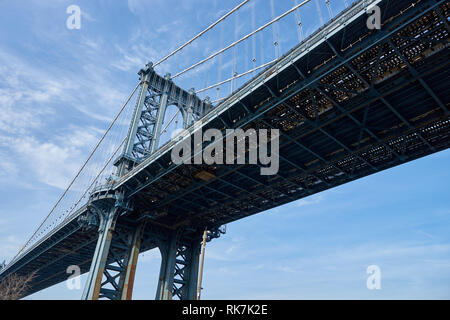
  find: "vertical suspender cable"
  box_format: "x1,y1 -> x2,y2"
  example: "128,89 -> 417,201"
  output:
315,0 -> 324,25
245,38 -> 249,79
217,22 -> 224,100
325,0 -> 334,19
270,0 -> 281,58
260,32 -> 265,66
251,1 -> 257,75
294,0 -> 304,42
232,10 -> 239,94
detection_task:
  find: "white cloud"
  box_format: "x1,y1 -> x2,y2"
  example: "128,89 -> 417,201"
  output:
13,128 -> 100,189
295,193 -> 324,207
139,249 -> 161,263
127,0 -> 166,15
0,149 -> 18,179
203,238 -> 450,299
112,42 -> 163,72
0,235 -> 22,261
0,44 -> 135,191
0,44 -> 132,128
127,0 -> 143,15
0,124 -> 101,190
0,51 -> 63,134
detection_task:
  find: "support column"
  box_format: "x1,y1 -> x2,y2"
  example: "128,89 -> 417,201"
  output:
150,73 -> 172,153
123,70 -> 150,156
155,232 -> 201,300
81,205 -> 144,300
184,106 -> 194,129
183,88 -> 196,128
116,68 -> 151,176
155,235 -> 178,300
81,207 -> 118,300
118,225 -> 143,300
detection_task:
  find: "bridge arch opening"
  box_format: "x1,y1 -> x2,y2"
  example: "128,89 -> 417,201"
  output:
132,248 -> 162,300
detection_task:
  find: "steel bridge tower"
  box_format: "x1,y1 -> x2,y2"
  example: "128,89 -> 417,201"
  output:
81,63 -> 217,300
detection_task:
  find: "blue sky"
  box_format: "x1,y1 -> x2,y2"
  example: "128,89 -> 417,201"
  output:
0,0 -> 449,299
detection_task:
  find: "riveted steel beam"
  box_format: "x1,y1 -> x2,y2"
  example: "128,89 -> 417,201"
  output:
156,230 -> 202,300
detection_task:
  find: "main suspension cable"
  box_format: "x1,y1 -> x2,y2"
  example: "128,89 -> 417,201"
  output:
154,0 -> 250,68
172,0 -> 311,79
196,59 -> 277,94
63,135 -> 127,224
161,108 -> 181,134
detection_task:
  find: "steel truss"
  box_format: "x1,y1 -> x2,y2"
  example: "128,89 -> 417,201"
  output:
114,0 -> 450,228
81,58 -> 215,300
116,63 -> 213,174
81,203 -> 205,300
155,229 -> 202,300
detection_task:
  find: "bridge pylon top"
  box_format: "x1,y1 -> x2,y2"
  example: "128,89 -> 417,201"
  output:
114,63 -> 213,177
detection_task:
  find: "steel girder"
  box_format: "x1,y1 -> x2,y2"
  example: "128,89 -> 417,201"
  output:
81,201 -> 146,300
116,63 -> 214,172
114,0 -> 449,229
79,187 -> 206,300
155,229 -> 202,300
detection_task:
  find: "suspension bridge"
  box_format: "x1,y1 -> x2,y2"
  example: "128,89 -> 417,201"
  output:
0,0 -> 449,300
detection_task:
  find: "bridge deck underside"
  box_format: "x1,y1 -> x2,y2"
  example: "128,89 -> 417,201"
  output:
0,216 -> 166,296
123,0 -> 450,230
1,0 -> 449,297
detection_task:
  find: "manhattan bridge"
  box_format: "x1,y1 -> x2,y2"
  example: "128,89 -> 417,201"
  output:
0,0 -> 449,300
